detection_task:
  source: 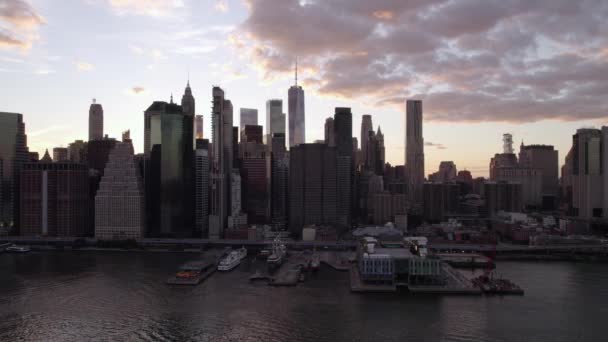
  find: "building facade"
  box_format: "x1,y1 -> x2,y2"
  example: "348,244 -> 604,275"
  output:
195,139 -> 210,237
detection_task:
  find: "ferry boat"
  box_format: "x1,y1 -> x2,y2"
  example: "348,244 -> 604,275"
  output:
5,244 -> 30,253
267,237 -> 287,271
218,247 -> 247,271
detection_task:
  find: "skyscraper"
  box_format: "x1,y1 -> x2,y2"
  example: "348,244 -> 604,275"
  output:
195,115 -> 204,139
334,107 -> 353,227
52,147 -> 68,162
0,112 -> 29,234
20,158 -> 89,237
270,133 -> 288,230
240,108 -> 258,131
89,100 -> 104,141
324,117 -> 335,147
360,114 -> 373,168
265,99 -> 285,147
67,140 -> 87,163
144,83 -> 195,236
289,143 -> 337,235
241,157 -> 268,223
288,62 -> 305,147
195,139 -> 210,237
95,140 -> 144,240
209,86 -> 234,239
519,143 -> 559,208
406,100 -> 424,211
570,128 -> 603,221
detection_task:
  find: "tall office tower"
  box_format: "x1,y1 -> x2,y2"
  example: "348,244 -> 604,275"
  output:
334,108 -> 353,227
195,139 -> 210,237
0,112 -> 29,234
241,157 -> 268,223
270,133 -> 288,230
518,143 -> 559,208
232,126 -> 239,168
67,140 -> 87,163
324,117 -> 335,146
570,128 -> 603,221
240,108 -> 258,131
144,85 -> 195,237
406,100 -> 425,211
195,115 -> 204,139
360,114 -> 373,168
265,99 -> 285,147
288,62 -> 305,147
52,147 -> 68,162
209,86 -> 234,239
352,137 -> 359,166
227,170 -> 247,228
289,143 -> 337,235
95,140 -> 144,240
89,100 -> 104,141
20,159 -> 89,237
86,137 -> 117,235
429,161 -> 458,182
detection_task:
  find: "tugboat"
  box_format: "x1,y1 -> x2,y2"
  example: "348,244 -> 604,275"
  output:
267,237 -> 286,272
218,247 -> 247,271
472,273 -> 524,295
5,244 -> 30,253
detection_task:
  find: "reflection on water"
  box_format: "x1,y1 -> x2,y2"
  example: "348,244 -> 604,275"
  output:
1,252 -> 608,341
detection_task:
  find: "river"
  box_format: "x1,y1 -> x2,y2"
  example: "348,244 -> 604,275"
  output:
1,251 -> 607,341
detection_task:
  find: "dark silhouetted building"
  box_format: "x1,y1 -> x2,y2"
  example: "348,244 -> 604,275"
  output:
241,157 -> 268,223
89,100 -> 104,141
423,182 -> 460,222
195,139 -> 210,237
270,133 -> 288,230
289,143 -> 337,235
20,159 -> 89,237
0,112 -> 29,234
52,147 -> 68,162
334,107 -> 353,228
406,100 -> 425,212
483,181 -> 523,215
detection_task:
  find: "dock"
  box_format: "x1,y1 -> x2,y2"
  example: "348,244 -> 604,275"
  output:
350,264 -> 396,293
437,253 -> 495,269
319,251 -> 353,271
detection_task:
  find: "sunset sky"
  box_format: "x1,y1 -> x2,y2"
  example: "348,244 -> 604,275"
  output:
1,0 -> 607,177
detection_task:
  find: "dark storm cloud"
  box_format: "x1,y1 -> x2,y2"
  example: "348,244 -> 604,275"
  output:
236,0 -> 608,123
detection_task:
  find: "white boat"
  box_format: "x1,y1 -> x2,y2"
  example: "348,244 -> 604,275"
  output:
218,251 -> 242,271
236,247 -> 247,261
5,244 -> 30,253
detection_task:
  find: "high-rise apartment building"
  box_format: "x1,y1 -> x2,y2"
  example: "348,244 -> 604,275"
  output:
360,114 -> 373,169
89,100 -> 104,141
570,128 -> 603,220
0,112 -> 29,234
519,143 -> 559,208
288,63 -> 305,147
241,157 -> 268,223
95,140 -> 144,240
406,100 -> 424,211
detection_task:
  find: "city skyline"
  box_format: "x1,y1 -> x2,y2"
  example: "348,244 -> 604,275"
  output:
2,1 -> 607,177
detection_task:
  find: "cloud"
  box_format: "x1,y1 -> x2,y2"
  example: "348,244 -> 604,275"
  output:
425,141 -> 447,150
0,0 -> 44,51
235,0 -> 608,123
29,125 -> 70,137
107,0 -> 184,17
215,0 -> 228,13
131,86 -> 145,94
76,61 -> 94,71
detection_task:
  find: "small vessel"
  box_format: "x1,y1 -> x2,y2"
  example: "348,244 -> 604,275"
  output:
166,260 -> 215,285
472,273 -> 524,295
5,244 -> 30,253
267,237 -> 287,272
218,247 -> 247,271
0,242 -> 12,252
